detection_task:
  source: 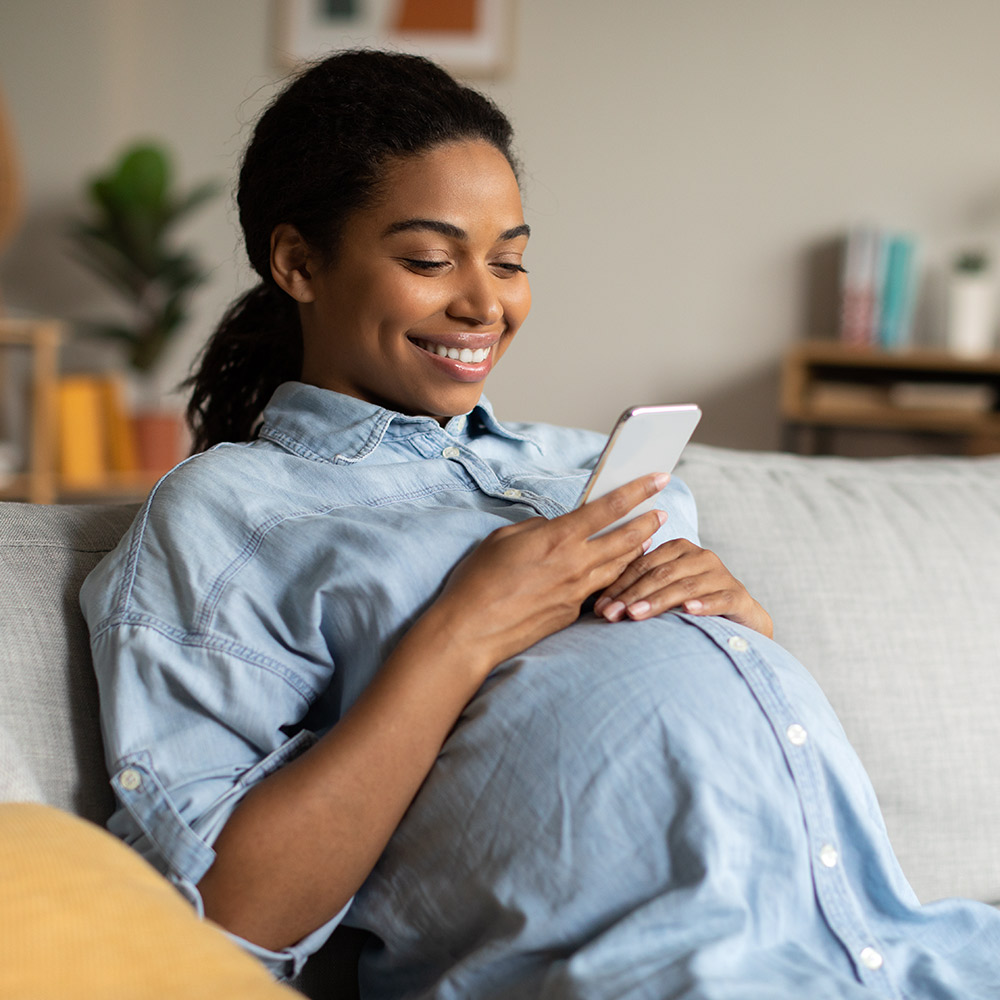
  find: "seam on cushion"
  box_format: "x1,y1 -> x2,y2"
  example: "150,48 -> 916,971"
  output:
0,540 -> 118,553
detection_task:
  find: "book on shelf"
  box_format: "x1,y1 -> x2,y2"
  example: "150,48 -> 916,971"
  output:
838,226 -> 919,350
56,374 -> 139,489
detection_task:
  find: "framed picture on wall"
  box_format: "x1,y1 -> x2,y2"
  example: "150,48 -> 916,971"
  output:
273,0 -> 516,78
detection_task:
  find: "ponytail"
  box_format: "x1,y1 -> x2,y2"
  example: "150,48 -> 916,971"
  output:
184,283 -> 301,453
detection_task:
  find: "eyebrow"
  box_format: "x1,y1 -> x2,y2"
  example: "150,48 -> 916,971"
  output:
382,218 -> 531,242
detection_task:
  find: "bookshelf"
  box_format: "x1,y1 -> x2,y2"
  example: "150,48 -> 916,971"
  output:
781,340 -> 1000,455
0,319 -> 171,504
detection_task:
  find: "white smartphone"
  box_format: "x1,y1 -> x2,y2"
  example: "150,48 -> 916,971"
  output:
577,404 -> 702,536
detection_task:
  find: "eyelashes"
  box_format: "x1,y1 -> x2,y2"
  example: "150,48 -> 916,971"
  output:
400,258 -> 528,276
401,258 -> 448,271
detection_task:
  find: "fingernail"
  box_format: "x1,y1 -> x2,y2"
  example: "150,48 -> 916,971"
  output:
593,596 -> 612,615
684,599 -> 703,613
602,600 -> 626,622
652,473 -> 670,490
656,510 -> 668,525
642,539 -> 652,552
627,600 -> 651,618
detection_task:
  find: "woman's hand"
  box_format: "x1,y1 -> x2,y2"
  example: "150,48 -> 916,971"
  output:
592,538 -> 773,638
436,472 -> 672,675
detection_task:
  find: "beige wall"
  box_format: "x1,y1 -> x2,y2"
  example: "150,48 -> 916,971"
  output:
3,0 -> 1000,448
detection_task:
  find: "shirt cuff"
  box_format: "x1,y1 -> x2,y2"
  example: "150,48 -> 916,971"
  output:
170,872 -> 351,981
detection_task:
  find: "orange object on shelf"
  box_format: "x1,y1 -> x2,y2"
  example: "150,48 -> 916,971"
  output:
132,410 -> 185,477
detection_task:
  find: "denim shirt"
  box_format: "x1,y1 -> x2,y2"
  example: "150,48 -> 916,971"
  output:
82,383 -> 1000,996
80,382 -> 697,978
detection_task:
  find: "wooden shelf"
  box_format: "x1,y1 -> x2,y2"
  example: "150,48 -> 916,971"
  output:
781,340 -> 1000,454
0,318 -> 61,503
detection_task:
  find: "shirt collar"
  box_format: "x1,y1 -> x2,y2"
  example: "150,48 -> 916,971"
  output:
257,382 -> 540,464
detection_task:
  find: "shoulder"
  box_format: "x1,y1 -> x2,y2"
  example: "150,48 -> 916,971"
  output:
80,439 -> 320,626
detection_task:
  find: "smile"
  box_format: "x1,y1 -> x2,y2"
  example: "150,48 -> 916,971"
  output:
413,339 -> 492,364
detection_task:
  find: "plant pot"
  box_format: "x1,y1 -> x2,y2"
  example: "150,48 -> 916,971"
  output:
131,410 -> 187,477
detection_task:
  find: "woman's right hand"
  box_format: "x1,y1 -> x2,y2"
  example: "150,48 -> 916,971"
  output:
433,472 -> 671,674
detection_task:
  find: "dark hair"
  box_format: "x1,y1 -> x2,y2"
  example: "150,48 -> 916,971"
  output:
184,49 -> 519,452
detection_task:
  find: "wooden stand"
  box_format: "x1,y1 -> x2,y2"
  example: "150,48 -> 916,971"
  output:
0,318 -> 61,503
781,341 -> 1000,455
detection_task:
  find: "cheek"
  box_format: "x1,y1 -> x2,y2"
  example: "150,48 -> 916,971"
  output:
504,282 -> 531,331
375,274 -> 447,328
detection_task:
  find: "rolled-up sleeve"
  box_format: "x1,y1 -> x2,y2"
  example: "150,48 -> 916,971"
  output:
84,613 -> 345,979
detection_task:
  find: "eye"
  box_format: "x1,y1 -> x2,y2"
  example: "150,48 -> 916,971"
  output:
399,258 -> 450,273
491,261 -> 529,277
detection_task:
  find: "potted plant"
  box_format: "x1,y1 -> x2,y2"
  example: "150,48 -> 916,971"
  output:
68,142 -> 220,472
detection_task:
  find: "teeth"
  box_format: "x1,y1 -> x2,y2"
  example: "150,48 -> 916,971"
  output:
420,340 -> 490,364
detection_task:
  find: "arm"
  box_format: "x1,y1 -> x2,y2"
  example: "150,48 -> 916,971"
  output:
198,473 -> 671,951
592,538 -> 774,639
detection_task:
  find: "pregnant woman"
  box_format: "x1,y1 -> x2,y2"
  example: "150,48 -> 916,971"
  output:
82,49 -> 1000,999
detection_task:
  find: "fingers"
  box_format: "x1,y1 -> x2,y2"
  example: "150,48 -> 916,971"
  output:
593,541 -> 750,623
573,472 -> 670,539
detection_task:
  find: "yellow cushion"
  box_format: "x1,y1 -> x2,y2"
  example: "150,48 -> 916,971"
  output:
0,802 -> 297,999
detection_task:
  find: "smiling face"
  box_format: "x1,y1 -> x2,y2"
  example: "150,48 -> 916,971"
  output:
275,139 -> 531,420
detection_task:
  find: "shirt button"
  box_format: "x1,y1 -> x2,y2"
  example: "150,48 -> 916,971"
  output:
727,635 -> 749,652
502,488 -> 522,499
119,768 -> 142,791
786,723 -> 808,746
441,446 -> 461,459
819,843 -> 839,868
859,946 -> 884,971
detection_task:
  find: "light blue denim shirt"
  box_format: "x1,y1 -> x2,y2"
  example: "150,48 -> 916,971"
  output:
82,382 -> 1000,996
80,382 -> 696,979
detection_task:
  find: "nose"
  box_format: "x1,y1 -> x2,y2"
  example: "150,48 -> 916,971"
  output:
446,265 -> 504,326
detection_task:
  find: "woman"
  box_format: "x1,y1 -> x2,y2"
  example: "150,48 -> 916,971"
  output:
82,50 -> 999,998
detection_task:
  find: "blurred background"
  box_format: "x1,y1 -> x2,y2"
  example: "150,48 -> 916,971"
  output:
3,0 -> 1000,502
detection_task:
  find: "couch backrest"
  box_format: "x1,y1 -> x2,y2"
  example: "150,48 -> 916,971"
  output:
5,446 -> 1000,913
0,501 -> 139,823
676,444 -> 1000,907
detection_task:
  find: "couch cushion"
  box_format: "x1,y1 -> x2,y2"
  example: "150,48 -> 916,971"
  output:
0,720 -> 43,802
676,444 -> 1000,906
0,501 -> 139,823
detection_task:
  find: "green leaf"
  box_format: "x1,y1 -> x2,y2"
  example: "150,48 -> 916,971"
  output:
167,180 -> 225,227
68,139 -> 221,371
114,145 -> 170,212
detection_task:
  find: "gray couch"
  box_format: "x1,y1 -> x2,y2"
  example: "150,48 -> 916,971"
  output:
2,443 -> 1000,993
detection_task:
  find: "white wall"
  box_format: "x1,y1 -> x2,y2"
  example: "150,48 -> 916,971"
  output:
3,0 -> 1000,448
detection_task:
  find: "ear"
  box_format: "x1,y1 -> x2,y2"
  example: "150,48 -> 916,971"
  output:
270,224 -> 317,303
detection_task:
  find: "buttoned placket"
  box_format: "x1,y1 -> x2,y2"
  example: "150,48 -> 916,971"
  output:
695,618 -> 899,998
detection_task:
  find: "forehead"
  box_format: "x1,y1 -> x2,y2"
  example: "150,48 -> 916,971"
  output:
366,140 -> 525,231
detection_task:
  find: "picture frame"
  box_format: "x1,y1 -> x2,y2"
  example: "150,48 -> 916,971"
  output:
272,0 -> 516,78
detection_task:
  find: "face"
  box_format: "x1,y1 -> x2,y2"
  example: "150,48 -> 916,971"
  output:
286,140 -> 531,420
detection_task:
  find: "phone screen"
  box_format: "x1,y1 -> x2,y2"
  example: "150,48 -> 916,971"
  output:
577,404 -> 701,536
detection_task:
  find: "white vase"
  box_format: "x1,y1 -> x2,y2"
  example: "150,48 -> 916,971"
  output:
946,273 -> 997,357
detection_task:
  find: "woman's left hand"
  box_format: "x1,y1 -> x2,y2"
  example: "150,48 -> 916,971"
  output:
592,538 -> 773,638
